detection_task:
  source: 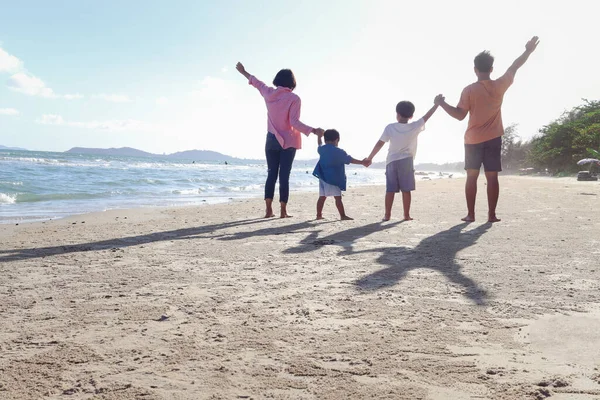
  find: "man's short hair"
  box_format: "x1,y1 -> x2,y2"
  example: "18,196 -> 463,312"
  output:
474,51 -> 494,73
324,129 -> 340,142
273,69 -> 296,90
396,101 -> 415,118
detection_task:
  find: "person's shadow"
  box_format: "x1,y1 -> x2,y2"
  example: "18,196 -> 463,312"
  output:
283,221 -> 404,255
0,218 -> 272,263
352,222 -> 491,306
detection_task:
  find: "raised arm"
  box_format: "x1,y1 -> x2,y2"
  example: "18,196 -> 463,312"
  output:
236,62 -> 251,80
422,95 -> 444,122
506,36 -> 540,76
236,61 -> 276,97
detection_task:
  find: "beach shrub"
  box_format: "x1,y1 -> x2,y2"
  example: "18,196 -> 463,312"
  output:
528,100 -> 600,174
502,124 -> 534,171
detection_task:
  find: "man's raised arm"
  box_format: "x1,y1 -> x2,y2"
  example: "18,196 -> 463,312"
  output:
506,36 -> 540,76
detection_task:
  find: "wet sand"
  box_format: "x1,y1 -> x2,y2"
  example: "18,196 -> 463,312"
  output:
1,176 -> 599,399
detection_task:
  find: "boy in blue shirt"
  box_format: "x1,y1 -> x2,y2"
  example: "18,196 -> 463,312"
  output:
313,129 -> 368,220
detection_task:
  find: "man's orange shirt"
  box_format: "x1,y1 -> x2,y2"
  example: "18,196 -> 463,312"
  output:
458,71 -> 514,145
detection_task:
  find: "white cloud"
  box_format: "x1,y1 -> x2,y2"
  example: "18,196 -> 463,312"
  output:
37,114 -> 152,132
38,114 -> 64,125
0,47 -> 22,73
155,96 -> 169,105
7,72 -> 54,97
92,94 -> 132,103
191,76 -> 241,101
0,108 -> 19,116
63,93 -> 84,100
1,46 -> 82,100
221,66 -> 229,73
6,72 -> 83,99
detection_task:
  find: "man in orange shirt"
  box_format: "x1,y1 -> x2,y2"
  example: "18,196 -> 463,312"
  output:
437,36 -> 540,223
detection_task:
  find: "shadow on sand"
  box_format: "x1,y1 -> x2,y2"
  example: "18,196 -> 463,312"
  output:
0,218 -> 273,263
351,222 -> 491,305
2,216 -> 491,305
283,221 -> 404,255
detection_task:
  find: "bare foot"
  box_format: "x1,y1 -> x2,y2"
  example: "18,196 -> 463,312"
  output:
280,203 -> 291,218
265,199 -> 274,218
461,215 -> 475,222
488,215 -> 501,223
340,215 -> 354,221
403,216 -> 414,221
383,214 -> 391,221
316,216 -> 325,220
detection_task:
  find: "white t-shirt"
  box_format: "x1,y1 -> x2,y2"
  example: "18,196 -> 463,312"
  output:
379,118 -> 426,165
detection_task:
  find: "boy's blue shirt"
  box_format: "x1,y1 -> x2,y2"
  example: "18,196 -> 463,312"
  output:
312,143 -> 352,191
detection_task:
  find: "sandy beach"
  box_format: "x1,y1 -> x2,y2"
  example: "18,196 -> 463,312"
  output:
1,176 -> 600,399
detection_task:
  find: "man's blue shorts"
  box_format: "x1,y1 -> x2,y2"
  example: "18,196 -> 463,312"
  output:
386,157 -> 415,193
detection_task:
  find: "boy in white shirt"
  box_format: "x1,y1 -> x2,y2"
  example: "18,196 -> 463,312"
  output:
365,96 -> 443,221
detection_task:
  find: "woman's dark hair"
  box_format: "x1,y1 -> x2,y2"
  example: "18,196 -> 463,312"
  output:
273,69 -> 296,90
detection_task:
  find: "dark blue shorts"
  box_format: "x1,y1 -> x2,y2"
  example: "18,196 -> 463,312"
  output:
464,136 -> 502,172
386,157 -> 415,193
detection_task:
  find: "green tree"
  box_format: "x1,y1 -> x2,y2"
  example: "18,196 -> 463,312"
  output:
502,123 -> 532,171
528,100 -> 600,174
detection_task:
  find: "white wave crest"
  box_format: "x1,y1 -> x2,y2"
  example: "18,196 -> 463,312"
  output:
0,193 -> 17,204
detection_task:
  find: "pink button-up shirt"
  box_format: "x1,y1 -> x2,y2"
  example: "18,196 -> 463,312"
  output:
249,75 -> 314,150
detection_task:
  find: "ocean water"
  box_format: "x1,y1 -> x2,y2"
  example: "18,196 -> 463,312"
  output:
0,150 -> 459,224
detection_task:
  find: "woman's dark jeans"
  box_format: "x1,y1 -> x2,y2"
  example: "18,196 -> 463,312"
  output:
265,133 -> 296,203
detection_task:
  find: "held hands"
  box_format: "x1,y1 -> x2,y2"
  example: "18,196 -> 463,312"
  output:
434,94 -> 445,106
525,36 -> 540,54
313,128 -> 325,137
362,158 -> 372,168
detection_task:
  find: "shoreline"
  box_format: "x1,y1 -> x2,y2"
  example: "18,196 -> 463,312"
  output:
0,174 -> 572,226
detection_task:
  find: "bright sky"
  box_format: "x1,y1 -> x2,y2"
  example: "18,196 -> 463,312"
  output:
0,0 -> 598,163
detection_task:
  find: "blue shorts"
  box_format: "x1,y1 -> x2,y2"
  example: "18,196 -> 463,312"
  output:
386,157 -> 415,193
464,136 -> 502,172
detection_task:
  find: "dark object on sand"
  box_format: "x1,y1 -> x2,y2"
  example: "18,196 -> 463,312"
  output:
577,171 -> 598,181
519,167 -> 536,175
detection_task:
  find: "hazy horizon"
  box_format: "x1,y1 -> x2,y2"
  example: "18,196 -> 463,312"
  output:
1,0 -> 598,163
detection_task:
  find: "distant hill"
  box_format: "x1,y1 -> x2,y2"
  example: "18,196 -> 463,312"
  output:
415,162 -> 464,172
66,147 -> 154,158
0,145 -> 28,151
65,147 -> 246,162
168,150 -> 237,162
368,161 -> 463,171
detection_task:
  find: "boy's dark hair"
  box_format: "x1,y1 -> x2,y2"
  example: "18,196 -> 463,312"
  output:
324,129 -> 340,142
474,51 -> 494,73
273,69 -> 296,90
396,101 -> 415,118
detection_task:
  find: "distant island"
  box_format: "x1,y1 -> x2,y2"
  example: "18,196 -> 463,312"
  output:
0,145 -> 29,151
65,147 -> 252,162
3,144 -> 463,170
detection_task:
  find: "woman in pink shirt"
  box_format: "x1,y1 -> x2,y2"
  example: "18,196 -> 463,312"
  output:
236,62 -> 323,218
